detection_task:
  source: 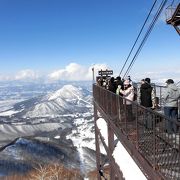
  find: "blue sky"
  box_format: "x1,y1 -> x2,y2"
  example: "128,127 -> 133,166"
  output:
0,0 -> 179,82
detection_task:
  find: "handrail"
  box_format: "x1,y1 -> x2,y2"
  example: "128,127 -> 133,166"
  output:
93,84 -> 180,179
166,5 -> 176,22
165,3 -> 180,34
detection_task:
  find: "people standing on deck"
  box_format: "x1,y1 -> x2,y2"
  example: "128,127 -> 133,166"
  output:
119,80 -> 134,121
163,79 -> 180,134
137,79 -> 145,104
108,77 -> 116,93
97,76 -> 104,86
140,78 -> 155,108
115,76 -> 124,95
127,75 -> 132,84
140,78 -> 155,129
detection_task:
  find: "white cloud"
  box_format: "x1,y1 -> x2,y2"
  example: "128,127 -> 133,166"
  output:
0,74 -> 12,81
14,69 -> 40,80
48,63 -> 109,81
0,70 -> 41,82
0,63 -> 178,84
0,63 -> 109,82
132,69 -> 180,84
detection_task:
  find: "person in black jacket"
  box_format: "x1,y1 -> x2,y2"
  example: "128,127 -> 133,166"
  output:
115,76 -> 124,90
140,78 -> 153,129
108,77 -> 116,93
140,78 -> 153,107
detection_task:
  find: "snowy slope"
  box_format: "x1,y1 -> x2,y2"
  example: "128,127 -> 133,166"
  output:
0,84 -> 98,177
0,85 -> 92,118
48,85 -> 90,101
0,137 -> 80,175
24,85 -> 92,118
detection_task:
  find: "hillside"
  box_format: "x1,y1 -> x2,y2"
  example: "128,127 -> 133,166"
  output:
0,84 -> 107,179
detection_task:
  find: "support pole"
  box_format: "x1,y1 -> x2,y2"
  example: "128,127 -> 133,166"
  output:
108,122 -> 115,179
94,103 -> 101,180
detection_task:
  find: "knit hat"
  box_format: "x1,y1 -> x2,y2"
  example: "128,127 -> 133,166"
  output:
165,79 -> 174,84
116,76 -> 121,81
145,78 -> 150,84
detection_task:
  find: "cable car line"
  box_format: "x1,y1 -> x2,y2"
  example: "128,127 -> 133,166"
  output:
122,0 -> 168,79
119,0 -> 158,77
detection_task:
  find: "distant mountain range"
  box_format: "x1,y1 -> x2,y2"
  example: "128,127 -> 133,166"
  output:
0,84 -> 106,177
12,84 -> 92,118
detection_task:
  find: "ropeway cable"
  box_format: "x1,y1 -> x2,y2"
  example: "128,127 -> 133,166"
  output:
119,0 -> 158,77
123,0 -> 168,78
123,0 -> 168,79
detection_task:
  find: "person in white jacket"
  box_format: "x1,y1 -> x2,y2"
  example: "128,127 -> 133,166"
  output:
120,80 -> 134,103
120,80 -> 134,121
163,79 -> 180,134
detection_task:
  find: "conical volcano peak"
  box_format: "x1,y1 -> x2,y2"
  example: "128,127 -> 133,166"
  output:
48,85 -> 86,101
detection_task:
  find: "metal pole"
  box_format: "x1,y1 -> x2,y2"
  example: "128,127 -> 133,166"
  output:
94,102 -> 101,180
92,67 -> 95,83
108,122 -> 115,179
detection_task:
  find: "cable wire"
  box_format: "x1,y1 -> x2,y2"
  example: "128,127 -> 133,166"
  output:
123,0 -> 168,78
119,0 -> 158,76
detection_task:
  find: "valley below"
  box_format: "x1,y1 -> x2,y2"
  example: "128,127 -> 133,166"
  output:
0,82 -> 105,178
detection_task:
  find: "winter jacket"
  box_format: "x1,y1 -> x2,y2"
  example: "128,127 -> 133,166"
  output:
120,86 -> 134,105
163,84 -> 180,107
140,83 -> 153,107
108,77 -> 116,93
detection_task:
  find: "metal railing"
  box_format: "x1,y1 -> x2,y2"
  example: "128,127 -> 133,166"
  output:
165,5 -> 176,22
93,84 -> 180,180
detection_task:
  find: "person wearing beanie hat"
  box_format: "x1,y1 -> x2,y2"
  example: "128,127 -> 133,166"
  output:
165,79 -> 174,84
163,79 -> 180,134
145,78 -> 151,84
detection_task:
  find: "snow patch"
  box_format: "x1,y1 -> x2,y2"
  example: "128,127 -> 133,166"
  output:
54,135 -> 60,139
0,110 -> 20,116
97,118 -> 147,180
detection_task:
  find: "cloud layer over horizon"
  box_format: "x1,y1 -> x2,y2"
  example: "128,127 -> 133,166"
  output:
0,62 -> 179,84
0,63 -> 109,82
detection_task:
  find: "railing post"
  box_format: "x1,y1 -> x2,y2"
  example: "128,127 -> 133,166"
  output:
160,86 -> 162,107
152,113 -> 156,170
94,102 -> 101,180
108,122 -> 115,179
135,104 -> 139,148
124,99 -> 127,133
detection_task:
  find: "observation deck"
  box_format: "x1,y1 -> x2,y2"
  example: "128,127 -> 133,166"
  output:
93,83 -> 180,179
166,3 -> 180,35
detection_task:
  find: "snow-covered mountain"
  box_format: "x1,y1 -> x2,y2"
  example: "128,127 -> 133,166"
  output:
0,84 -> 103,177
48,85 -> 91,101
0,84 -> 92,118
24,85 -> 92,118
